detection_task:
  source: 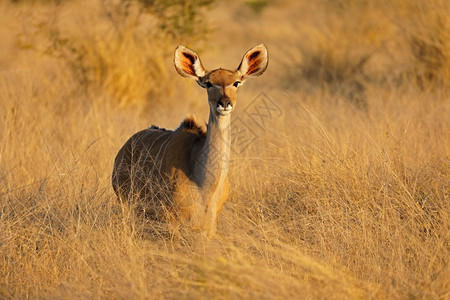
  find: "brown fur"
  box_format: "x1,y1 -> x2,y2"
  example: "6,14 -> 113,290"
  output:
112,115 -> 228,236
112,44 -> 268,239
208,69 -> 237,85
178,116 -> 206,137
113,118 -> 204,213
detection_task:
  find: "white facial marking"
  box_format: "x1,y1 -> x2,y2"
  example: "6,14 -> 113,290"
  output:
216,104 -> 233,116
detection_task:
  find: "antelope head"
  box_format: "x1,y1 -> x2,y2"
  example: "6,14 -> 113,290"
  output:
174,44 -> 269,117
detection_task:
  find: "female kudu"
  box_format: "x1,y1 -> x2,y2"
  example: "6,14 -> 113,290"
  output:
112,44 -> 268,238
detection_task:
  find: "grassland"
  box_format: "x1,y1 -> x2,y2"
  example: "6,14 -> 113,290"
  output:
0,0 -> 448,298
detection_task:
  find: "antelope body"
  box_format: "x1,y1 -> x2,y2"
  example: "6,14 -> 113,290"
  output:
112,44 -> 268,238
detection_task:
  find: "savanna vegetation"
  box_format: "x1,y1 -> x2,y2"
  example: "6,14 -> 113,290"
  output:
0,0 -> 448,298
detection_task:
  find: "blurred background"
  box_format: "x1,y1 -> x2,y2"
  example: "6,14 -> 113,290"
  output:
2,0 -> 449,111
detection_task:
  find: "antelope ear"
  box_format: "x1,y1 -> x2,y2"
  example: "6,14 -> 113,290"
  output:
237,44 -> 268,80
174,45 -> 206,80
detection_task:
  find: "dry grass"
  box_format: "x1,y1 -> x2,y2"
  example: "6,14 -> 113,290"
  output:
1,0 -> 449,299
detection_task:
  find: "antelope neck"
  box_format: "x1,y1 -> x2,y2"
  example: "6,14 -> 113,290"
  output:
194,108 -> 231,189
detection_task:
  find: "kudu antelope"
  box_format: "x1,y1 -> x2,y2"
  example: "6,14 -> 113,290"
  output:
112,44 -> 268,238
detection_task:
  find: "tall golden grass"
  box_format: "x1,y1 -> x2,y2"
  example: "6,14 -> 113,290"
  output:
1,0 -> 448,298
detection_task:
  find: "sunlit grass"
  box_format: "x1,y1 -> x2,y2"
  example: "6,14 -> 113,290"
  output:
0,0 -> 448,299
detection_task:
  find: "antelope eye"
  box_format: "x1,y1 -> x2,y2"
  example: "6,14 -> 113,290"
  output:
205,81 -> 213,88
233,81 -> 241,87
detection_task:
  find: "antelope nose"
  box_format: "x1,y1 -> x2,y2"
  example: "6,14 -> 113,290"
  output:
218,99 -> 232,110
